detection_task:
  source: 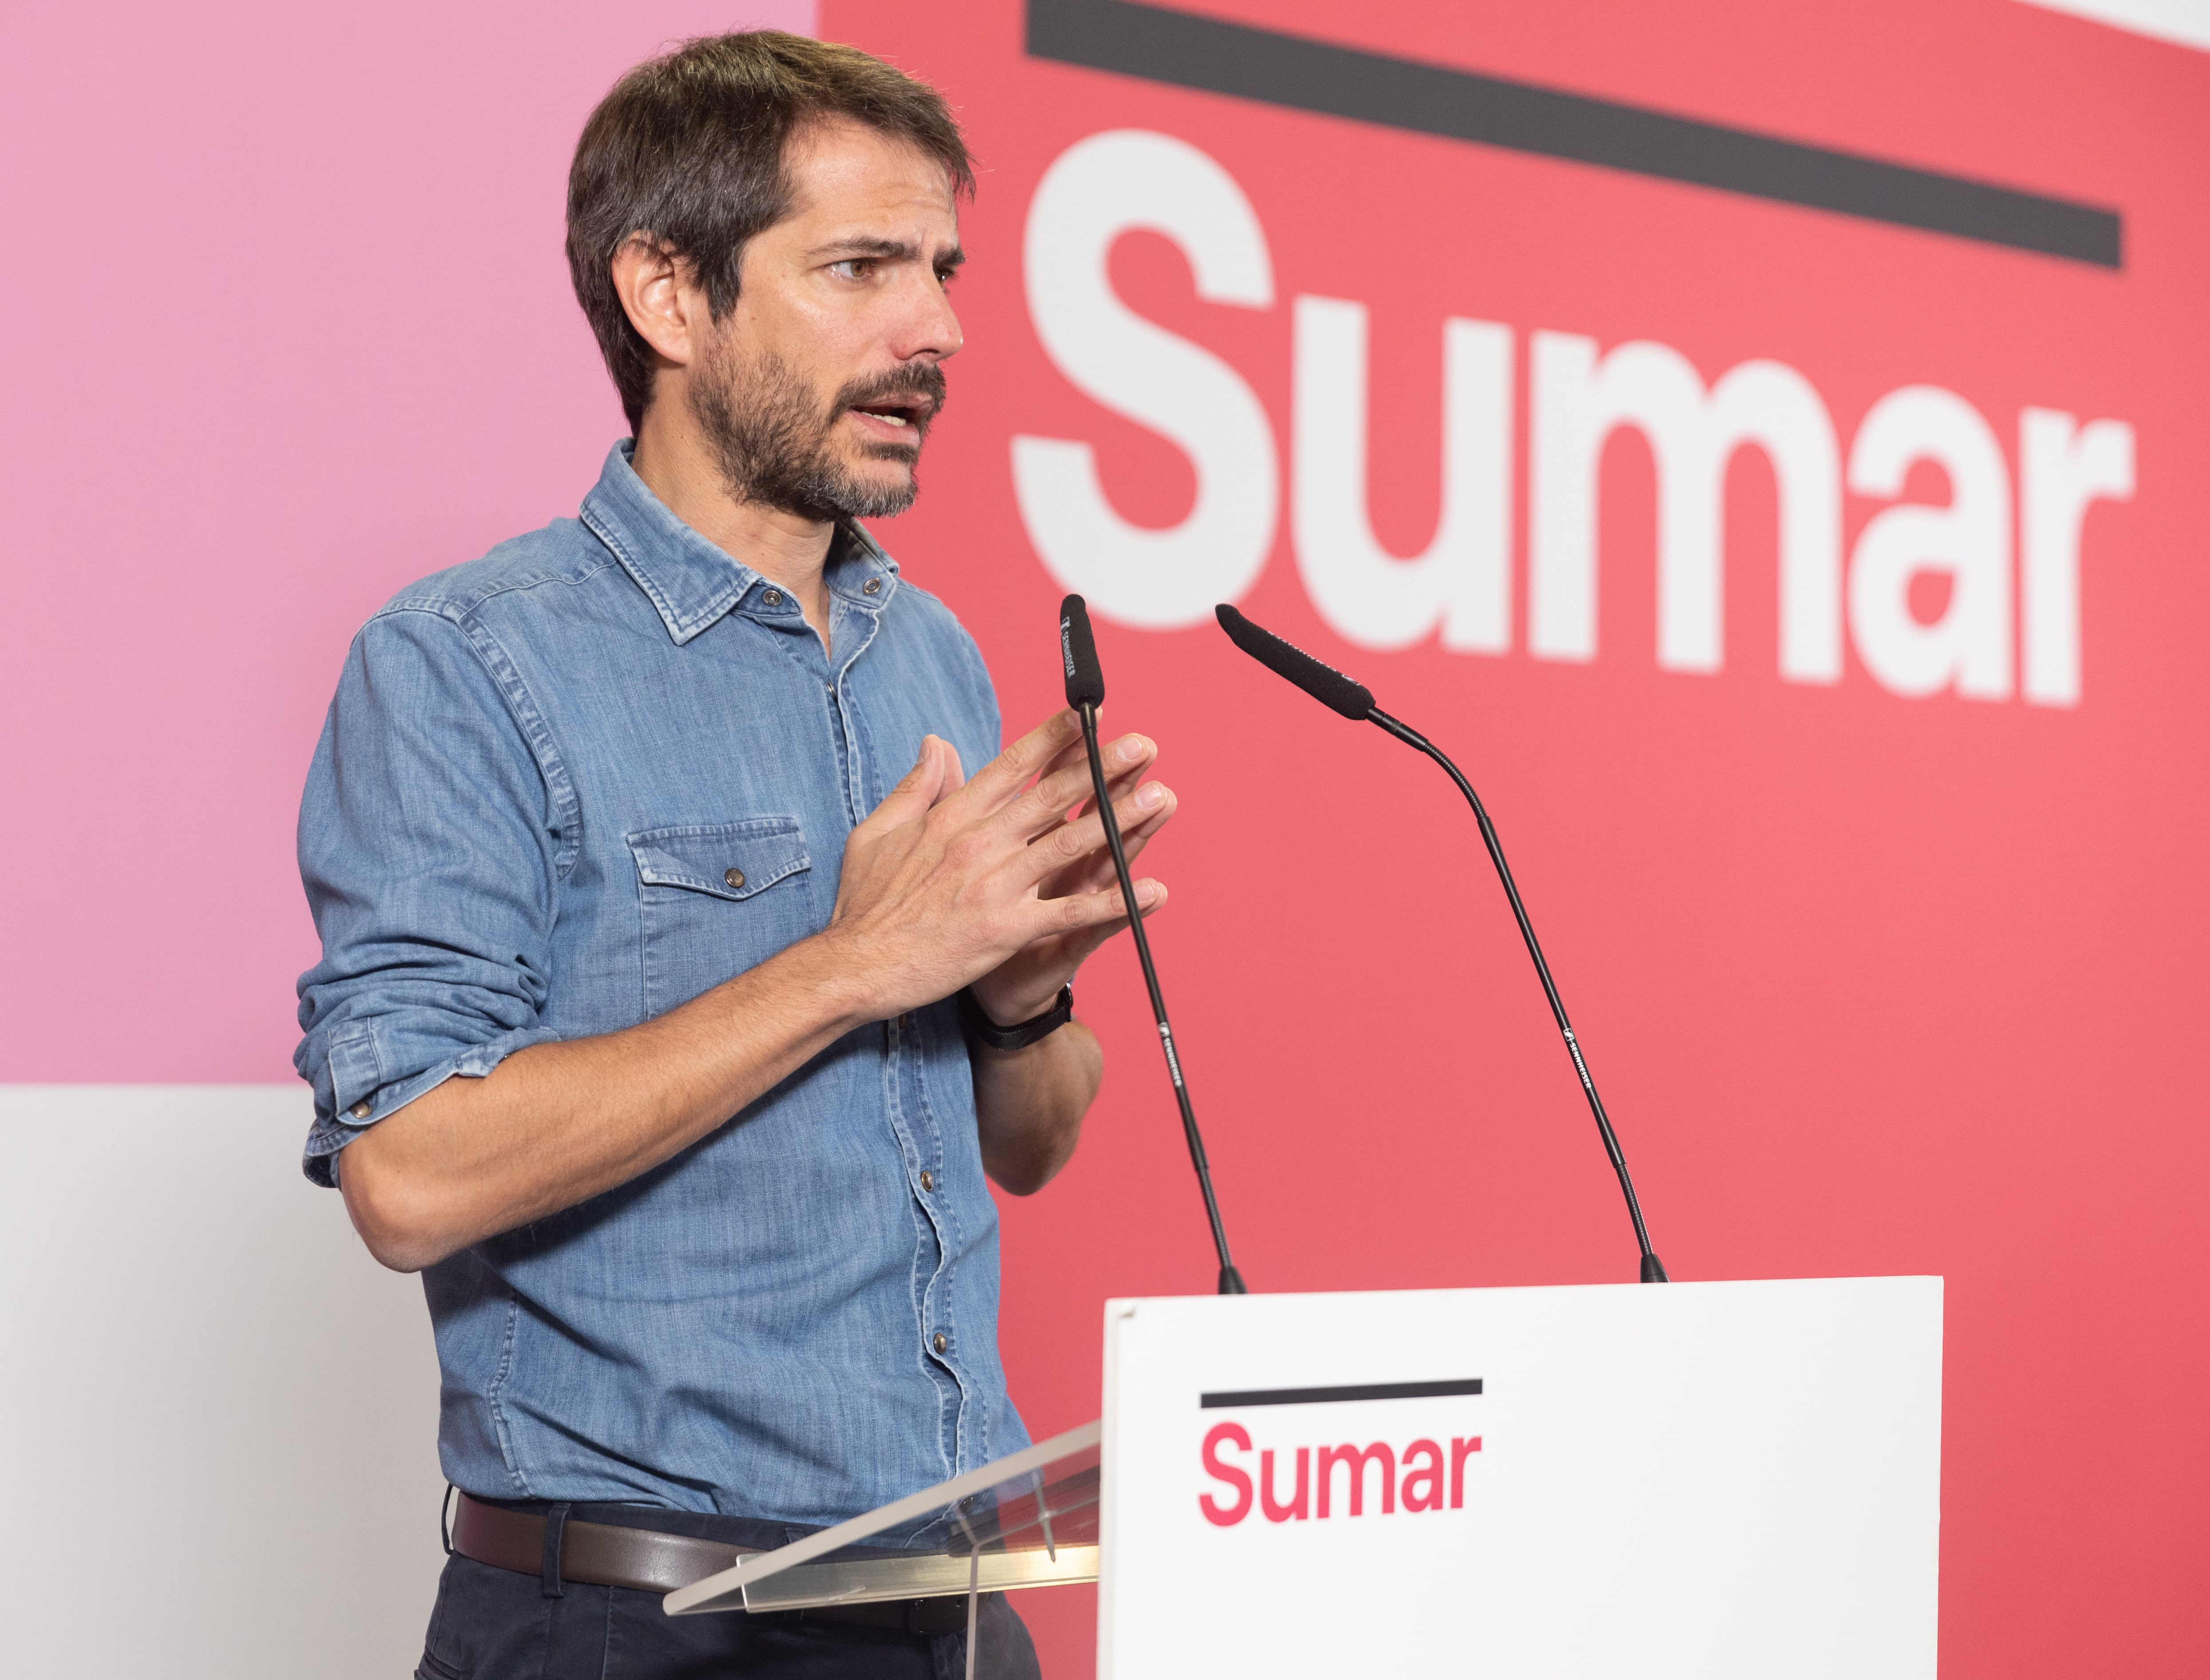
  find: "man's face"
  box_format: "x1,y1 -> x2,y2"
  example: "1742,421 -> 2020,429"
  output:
690,118 -> 964,522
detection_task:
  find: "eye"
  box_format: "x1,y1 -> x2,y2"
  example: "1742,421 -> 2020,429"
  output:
827,258 -> 876,281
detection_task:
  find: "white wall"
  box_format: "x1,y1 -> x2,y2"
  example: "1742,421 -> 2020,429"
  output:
0,1086 -> 445,1677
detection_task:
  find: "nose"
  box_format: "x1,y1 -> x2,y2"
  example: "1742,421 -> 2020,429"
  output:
897,269 -> 962,364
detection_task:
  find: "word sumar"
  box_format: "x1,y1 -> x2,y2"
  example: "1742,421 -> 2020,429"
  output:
1198,1420 -> 1482,1527
1016,130 -> 2135,708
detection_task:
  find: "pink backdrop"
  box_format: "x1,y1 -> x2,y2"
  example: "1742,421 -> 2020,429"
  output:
0,0 -> 814,1077
6,3 -> 2206,1676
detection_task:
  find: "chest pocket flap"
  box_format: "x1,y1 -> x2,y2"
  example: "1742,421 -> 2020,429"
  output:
626,817 -> 811,901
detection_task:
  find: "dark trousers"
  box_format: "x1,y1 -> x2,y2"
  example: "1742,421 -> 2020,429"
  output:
419,1504 -> 1044,1680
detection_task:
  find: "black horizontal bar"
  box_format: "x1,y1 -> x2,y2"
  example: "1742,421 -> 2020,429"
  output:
1201,1379 -> 1483,1408
1026,0 -> 2121,268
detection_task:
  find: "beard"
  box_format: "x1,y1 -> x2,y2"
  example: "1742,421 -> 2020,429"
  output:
689,338 -> 947,523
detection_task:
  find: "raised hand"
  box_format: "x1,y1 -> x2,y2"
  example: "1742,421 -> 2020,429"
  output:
964,719 -> 1173,1026
823,709 -> 1174,1025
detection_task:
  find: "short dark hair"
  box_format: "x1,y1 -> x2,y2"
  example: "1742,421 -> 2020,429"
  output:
566,31 -> 973,432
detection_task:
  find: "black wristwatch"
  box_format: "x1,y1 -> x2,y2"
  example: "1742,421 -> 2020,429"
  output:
957,984 -> 1074,1051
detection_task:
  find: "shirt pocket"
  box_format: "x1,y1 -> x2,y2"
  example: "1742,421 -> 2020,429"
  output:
626,817 -> 816,1017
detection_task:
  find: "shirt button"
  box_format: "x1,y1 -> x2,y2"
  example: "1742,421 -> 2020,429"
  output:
349,1102 -> 371,1120
919,1170 -> 934,1192
933,1332 -> 948,1355
762,589 -> 783,607
862,577 -> 881,596
724,868 -> 746,889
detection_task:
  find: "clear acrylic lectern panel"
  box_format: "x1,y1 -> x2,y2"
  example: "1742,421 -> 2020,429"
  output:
663,1420 -> 1101,1619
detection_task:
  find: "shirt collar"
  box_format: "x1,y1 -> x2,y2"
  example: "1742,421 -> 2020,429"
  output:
578,440 -> 901,646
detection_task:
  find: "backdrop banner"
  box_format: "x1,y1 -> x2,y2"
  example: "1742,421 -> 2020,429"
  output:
814,4 -> 2207,1674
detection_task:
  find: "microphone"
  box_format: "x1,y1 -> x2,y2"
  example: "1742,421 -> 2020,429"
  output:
1213,604 -> 1373,719
1060,594 -> 1106,709
1213,603 -> 1669,1284
1060,595 -> 1247,1295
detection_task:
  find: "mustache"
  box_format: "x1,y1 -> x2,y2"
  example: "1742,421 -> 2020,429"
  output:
834,362 -> 948,430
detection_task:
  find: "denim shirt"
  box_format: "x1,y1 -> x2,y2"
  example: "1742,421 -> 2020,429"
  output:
295,442 -> 1027,1524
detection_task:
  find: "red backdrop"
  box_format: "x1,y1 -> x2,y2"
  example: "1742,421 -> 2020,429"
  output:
816,2 -> 2208,1672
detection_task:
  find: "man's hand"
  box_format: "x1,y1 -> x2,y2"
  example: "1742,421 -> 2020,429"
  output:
822,709 -> 1171,1022
964,722 -> 1172,1027
829,709 -> 1175,1198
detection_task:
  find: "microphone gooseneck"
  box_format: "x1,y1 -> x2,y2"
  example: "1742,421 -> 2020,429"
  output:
1060,596 -> 1247,1295
1212,604 -> 1668,1284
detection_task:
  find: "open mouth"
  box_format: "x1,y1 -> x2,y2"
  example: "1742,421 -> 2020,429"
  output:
838,364 -> 945,445
847,393 -> 932,434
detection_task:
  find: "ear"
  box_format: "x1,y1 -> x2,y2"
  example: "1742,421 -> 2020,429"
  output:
609,235 -> 704,369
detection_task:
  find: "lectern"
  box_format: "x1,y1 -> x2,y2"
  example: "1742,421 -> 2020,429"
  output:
668,1276 -> 1942,1678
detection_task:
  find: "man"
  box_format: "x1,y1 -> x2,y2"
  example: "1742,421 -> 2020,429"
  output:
295,32 -> 1172,1678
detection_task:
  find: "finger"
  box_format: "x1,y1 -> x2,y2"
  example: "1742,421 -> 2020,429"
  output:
862,736 -> 951,830
1008,733 -> 1157,840
1018,875 -> 1168,944
1033,735 -> 1090,800
1035,782 -> 1174,899
1063,733 -> 1158,821
1071,874 -> 1172,958
946,710 -> 1085,818
1002,779 -> 1173,892
1054,870 -> 1174,967
1107,783 -> 1175,861
1079,752 -> 1154,823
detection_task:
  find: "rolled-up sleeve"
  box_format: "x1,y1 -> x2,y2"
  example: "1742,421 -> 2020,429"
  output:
294,607 -> 567,1186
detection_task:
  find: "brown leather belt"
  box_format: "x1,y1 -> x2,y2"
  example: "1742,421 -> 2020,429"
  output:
450,1493 -> 980,1635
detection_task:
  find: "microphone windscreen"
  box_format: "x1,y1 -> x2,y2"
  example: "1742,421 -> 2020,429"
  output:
1214,604 -> 1375,719
1060,594 -> 1107,709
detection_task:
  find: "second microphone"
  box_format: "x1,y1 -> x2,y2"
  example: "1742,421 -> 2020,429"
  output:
1059,595 -> 1247,1296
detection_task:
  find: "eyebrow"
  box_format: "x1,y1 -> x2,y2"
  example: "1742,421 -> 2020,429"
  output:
812,236 -> 966,273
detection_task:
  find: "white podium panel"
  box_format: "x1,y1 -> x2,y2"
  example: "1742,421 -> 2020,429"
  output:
1100,1277 -> 1941,1679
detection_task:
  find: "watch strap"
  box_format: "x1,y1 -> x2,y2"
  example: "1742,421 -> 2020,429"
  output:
957,984 -> 1074,1051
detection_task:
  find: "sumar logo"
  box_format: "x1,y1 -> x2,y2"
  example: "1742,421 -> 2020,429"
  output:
1194,1378 -> 1483,1528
